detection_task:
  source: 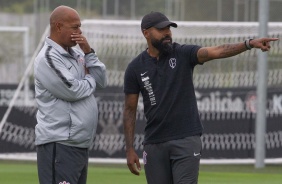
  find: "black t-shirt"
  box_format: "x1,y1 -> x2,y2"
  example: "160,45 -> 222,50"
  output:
124,43 -> 203,144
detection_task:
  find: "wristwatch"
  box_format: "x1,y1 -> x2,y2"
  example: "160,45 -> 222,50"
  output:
244,39 -> 253,50
84,48 -> 95,55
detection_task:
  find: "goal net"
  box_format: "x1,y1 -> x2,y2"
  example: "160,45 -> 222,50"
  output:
82,20 -> 282,162
83,20 -> 282,88
1,20 -> 282,163
0,27 -> 30,84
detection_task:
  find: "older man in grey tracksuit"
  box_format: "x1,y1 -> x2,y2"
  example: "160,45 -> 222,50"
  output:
34,6 -> 107,184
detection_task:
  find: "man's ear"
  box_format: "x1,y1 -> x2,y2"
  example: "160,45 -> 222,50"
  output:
55,22 -> 63,32
142,29 -> 149,39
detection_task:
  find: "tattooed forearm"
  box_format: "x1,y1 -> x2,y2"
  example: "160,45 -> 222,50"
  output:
198,42 -> 247,63
123,107 -> 136,151
217,43 -> 246,58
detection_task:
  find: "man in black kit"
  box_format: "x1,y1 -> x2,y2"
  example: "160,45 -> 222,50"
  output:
123,11 -> 278,184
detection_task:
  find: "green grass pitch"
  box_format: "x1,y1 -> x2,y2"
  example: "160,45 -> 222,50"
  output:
0,161 -> 281,184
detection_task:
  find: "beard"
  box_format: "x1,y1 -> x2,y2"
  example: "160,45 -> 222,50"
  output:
151,36 -> 173,57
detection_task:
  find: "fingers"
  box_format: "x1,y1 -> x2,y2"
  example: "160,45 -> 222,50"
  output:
262,38 -> 278,47
136,159 -> 141,171
128,166 -> 140,175
127,155 -> 141,175
71,34 -> 86,44
260,41 -> 270,52
71,33 -> 91,53
268,38 -> 279,42
255,37 -> 278,52
128,162 -> 141,175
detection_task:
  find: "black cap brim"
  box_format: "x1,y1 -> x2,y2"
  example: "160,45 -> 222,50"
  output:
154,21 -> 178,29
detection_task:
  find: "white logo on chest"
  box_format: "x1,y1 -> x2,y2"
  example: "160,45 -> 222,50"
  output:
141,71 -> 148,76
169,58 -> 176,69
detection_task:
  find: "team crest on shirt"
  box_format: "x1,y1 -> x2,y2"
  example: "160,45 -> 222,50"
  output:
77,56 -> 85,66
169,58 -> 176,69
59,181 -> 70,184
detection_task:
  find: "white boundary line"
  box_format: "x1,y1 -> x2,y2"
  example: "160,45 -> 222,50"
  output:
1,153 -> 282,165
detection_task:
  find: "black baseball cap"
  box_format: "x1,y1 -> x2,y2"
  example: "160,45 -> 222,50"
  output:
141,11 -> 178,30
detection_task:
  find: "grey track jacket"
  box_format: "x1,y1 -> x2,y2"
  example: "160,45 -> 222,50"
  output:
34,37 -> 107,148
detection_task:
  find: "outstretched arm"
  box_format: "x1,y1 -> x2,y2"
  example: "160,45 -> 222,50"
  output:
123,93 -> 141,175
197,37 -> 279,64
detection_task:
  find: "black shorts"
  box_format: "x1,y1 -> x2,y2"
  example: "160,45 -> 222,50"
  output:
37,142 -> 89,184
143,135 -> 202,184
